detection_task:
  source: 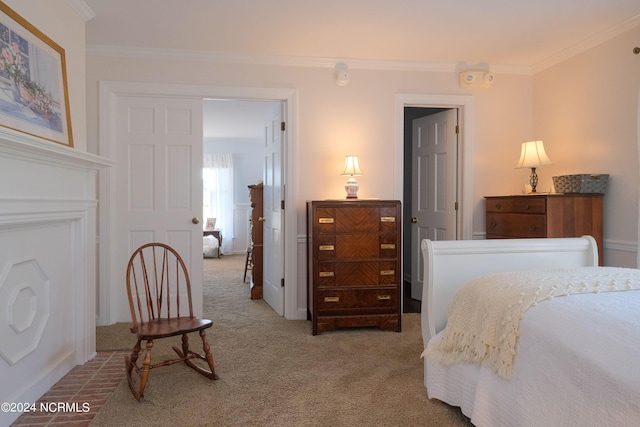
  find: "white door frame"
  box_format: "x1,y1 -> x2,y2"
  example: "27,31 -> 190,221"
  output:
98,81 -> 299,325
395,94 -> 474,241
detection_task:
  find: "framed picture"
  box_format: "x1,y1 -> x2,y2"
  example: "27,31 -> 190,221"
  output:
0,2 -> 73,147
205,218 -> 217,231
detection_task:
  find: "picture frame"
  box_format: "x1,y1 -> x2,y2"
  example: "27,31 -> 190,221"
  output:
205,217 -> 217,231
0,1 -> 73,147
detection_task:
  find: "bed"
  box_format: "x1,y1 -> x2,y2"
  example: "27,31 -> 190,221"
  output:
420,236 -> 640,427
203,233 -> 220,258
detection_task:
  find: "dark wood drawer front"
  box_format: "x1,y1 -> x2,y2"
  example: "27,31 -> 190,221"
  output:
314,207 -> 337,233
316,288 -> 398,312
376,261 -> 398,285
486,197 -> 546,214
316,261 -> 398,287
336,234 -> 380,259
486,198 -> 514,212
486,213 -> 546,238
378,206 -> 399,232
315,234 -> 337,260
313,207 -> 399,234
378,235 -> 398,258
335,208 -> 380,233
512,198 -> 545,213
315,234 -> 398,260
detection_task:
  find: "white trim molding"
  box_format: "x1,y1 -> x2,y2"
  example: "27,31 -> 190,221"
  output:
66,0 -> 96,21
87,44 -> 533,76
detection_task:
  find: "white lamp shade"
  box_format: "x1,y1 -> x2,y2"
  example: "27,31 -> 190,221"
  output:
516,140 -> 553,168
341,155 -> 363,176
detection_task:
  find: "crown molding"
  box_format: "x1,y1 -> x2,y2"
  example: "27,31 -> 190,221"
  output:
86,44 -> 533,75
533,13 -> 640,73
66,0 -> 95,22
84,10 -> 640,75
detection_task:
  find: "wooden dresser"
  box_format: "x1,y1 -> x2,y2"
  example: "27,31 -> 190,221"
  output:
248,184 -> 264,299
485,194 -> 604,265
307,200 -> 402,335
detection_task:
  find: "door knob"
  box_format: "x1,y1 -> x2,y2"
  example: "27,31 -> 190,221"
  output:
258,216 -> 266,222
411,217 -> 417,224
192,217 -> 200,224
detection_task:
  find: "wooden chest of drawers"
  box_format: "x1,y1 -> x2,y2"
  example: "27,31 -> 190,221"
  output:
485,194 -> 604,264
307,200 -> 402,335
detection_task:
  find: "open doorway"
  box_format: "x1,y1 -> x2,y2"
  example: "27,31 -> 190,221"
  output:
202,99 -> 281,255
202,99 -> 285,315
402,107 -> 458,312
396,94 -> 474,314
97,82 -> 300,327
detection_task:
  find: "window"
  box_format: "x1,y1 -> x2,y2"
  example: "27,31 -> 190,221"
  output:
203,154 -> 233,254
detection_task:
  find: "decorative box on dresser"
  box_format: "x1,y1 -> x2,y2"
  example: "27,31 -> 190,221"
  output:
248,183 -> 264,299
307,200 -> 402,335
485,194 -> 604,265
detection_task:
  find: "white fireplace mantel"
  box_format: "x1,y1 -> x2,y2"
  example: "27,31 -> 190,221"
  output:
0,128 -> 113,426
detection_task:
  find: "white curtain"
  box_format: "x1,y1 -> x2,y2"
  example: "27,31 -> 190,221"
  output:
203,154 -> 233,255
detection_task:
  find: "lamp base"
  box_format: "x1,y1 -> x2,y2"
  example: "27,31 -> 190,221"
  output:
529,167 -> 539,193
345,176 -> 359,199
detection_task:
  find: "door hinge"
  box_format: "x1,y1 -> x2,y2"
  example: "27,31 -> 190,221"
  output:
455,125 -> 460,134
281,121 -> 286,131
281,278 -> 285,287
454,201 -> 459,211
281,199 -> 285,210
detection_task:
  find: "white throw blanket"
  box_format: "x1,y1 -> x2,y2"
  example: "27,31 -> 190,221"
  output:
424,266 -> 640,379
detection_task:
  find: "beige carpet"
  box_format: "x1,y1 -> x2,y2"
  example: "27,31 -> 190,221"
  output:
92,255 -> 471,426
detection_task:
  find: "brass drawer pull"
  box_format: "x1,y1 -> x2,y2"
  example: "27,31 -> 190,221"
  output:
380,270 -> 395,276
319,245 -> 335,251
494,203 -> 502,210
380,243 -> 395,250
377,295 -> 391,301
318,218 -> 334,224
523,204 -> 531,210
318,271 -> 334,277
489,221 -> 497,228
528,224 -> 537,231
324,296 -> 340,303
381,217 -> 396,222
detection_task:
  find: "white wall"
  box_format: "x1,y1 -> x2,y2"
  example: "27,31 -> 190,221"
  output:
533,25 -> 640,267
85,58 -> 534,237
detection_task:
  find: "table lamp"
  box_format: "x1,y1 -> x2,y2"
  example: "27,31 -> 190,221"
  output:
341,155 -> 362,199
516,140 -> 552,193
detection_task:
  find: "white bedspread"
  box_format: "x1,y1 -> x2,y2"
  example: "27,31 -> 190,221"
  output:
425,267 -> 640,379
203,235 -> 219,258
426,288 -> 640,427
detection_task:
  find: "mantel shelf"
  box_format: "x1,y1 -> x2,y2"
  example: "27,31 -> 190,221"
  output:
0,127 -> 114,171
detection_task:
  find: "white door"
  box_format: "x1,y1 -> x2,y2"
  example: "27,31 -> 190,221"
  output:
114,95 -> 204,320
411,109 -> 458,300
262,103 -> 285,315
